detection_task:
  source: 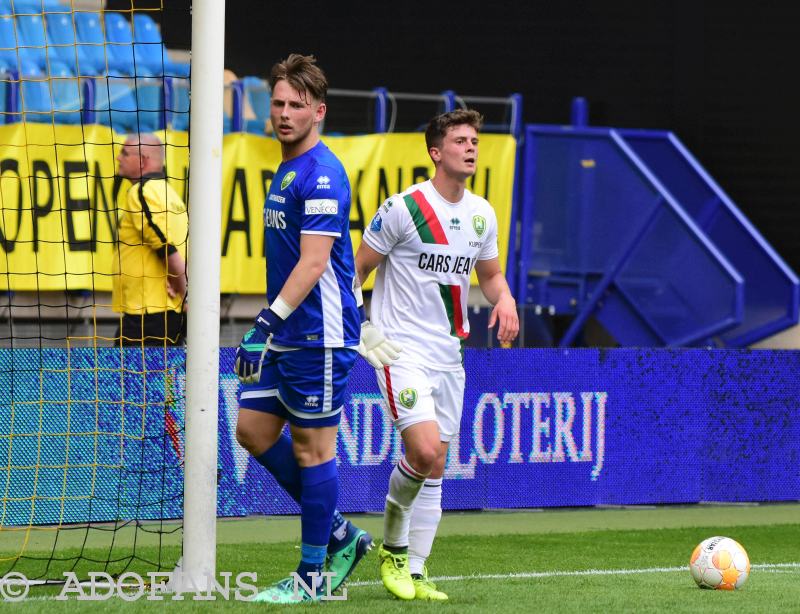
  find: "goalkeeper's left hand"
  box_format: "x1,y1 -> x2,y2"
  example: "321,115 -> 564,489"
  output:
358,320 -> 402,369
235,308 -> 285,384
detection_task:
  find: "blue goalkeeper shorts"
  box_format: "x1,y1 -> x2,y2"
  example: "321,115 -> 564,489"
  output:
237,347 -> 357,427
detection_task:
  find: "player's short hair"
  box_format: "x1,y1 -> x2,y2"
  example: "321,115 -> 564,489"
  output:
425,109 -> 484,151
269,54 -> 328,103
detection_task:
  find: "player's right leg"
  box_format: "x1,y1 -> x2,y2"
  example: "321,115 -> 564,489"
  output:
252,347 -> 365,602
376,363 -> 442,600
236,349 -> 369,595
236,348 -> 296,494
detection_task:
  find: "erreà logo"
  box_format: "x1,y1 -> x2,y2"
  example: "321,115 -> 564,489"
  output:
281,171 -> 296,190
398,388 -> 417,409
472,215 -> 486,237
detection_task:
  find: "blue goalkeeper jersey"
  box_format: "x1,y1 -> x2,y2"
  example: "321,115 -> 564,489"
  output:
263,140 -> 360,348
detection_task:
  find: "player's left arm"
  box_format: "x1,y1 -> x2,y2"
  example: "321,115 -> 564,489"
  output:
475,257 -> 519,344
277,233 -> 335,308
235,233 -> 333,383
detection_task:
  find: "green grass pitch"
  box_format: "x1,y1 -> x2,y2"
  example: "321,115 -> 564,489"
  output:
4,503 -> 799,612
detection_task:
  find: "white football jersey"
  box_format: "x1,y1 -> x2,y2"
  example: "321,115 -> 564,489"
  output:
363,180 -> 499,370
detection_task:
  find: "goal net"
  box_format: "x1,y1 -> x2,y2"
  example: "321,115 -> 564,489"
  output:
0,0 -> 196,584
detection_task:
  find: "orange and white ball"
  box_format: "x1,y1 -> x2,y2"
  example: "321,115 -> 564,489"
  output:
689,536 -> 750,590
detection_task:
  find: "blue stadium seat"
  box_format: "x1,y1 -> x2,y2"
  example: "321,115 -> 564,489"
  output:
240,75 -> 270,134
103,11 -> 153,77
9,0 -> 63,13
132,13 -> 189,77
0,13 -> 20,72
14,10 -> 65,72
47,59 -> 82,123
74,11 -> 141,77
18,58 -> 81,124
166,75 -> 189,131
0,71 -> 10,124
91,76 -> 162,133
45,11 -> 103,76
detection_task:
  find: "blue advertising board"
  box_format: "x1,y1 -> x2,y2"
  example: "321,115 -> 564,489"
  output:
1,348 -> 798,526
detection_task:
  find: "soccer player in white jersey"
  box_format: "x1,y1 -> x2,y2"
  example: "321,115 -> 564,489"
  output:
356,109 -> 519,600
233,54 -> 396,603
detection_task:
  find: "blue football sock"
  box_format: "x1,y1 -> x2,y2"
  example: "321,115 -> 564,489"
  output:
296,546 -> 325,593
254,433 -> 302,501
255,435 -> 350,548
298,459 -> 338,585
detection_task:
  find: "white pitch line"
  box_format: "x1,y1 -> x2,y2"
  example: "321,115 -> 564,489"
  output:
347,562 -> 800,586
9,562 -> 800,601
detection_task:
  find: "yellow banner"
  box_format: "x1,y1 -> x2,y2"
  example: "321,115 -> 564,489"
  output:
0,124 -> 516,293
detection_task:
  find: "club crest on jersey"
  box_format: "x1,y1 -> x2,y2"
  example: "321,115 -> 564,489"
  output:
472,215 -> 486,237
370,213 -> 383,232
280,171 -> 296,190
398,388 -> 417,409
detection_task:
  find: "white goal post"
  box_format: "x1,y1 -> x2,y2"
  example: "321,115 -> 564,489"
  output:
183,0 -> 225,590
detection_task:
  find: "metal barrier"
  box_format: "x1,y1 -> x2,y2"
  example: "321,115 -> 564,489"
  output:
225,78 -> 522,137
512,99 -> 799,347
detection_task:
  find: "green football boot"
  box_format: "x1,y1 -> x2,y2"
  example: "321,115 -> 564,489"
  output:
325,524 -> 374,592
378,544 -> 415,600
251,576 -> 320,604
412,566 -> 448,601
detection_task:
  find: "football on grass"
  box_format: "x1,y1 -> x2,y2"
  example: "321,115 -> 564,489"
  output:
689,536 -> 750,590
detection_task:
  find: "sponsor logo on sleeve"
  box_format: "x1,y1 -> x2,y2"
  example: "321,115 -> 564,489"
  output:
316,175 -> 331,190
304,199 -> 339,215
280,171 -> 296,190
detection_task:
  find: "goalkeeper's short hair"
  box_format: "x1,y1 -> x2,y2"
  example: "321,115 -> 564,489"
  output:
270,53 -> 328,103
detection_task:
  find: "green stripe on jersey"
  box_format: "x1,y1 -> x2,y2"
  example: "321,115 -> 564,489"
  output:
403,192 -> 448,244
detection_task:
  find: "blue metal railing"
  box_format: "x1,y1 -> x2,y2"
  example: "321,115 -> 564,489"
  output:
516,124 -> 746,347
617,129 -> 800,346
510,95 -> 799,348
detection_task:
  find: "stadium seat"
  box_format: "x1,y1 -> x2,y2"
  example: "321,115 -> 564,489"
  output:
48,59 -> 82,123
45,11 -> 103,76
103,11 -> 154,77
0,13 -> 20,72
132,13 -> 189,77
18,58 -> 82,124
73,12 -> 109,74
9,0 -> 63,13
166,75 -> 189,131
240,75 -> 270,134
91,76 -> 162,133
14,10 -> 65,72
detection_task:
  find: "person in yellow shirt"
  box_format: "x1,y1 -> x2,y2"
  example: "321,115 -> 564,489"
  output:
113,133 -> 188,346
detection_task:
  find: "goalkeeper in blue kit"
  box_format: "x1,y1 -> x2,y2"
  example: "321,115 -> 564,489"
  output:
233,54 -> 400,603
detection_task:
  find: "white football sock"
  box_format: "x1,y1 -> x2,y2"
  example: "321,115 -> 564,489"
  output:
408,477 -> 443,575
383,456 -> 428,548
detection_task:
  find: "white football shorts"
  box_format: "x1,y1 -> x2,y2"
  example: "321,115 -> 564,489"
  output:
375,358 -> 466,442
